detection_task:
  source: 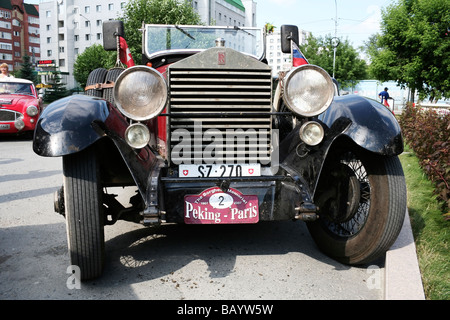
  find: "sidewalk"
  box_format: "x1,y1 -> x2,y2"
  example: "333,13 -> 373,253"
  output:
385,210 -> 425,300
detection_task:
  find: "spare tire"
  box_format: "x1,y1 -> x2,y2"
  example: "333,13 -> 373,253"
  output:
85,68 -> 107,97
103,67 -> 125,105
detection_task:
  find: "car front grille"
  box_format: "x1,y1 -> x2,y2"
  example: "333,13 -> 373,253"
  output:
168,68 -> 272,165
0,109 -> 21,122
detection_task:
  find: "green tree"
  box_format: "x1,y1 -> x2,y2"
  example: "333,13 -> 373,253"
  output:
73,44 -> 116,89
119,0 -> 203,62
16,54 -> 38,84
362,34 -> 381,63
44,72 -> 69,103
300,35 -> 368,89
369,0 -> 450,101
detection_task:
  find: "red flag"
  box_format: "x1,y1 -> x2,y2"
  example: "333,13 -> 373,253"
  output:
119,36 -> 135,68
292,41 -> 308,67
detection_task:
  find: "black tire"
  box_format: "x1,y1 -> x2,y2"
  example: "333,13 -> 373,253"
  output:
308,143 -> 407,265
85,68 -> 107,97
63,146 -> 105,280
103,67 -> 124,105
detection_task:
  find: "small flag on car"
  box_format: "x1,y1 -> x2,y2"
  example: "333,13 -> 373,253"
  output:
119,36 -> 135,68
292,41 -> 308,67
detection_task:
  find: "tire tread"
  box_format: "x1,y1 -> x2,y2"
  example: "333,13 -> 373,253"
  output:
63,147 -> 104,280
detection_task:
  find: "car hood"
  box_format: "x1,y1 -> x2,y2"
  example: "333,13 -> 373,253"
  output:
0,95 -> 38,111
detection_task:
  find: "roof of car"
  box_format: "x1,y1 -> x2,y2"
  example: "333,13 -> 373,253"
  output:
0,77 -> 34,84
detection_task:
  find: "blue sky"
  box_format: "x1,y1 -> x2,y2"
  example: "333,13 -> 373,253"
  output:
255,0 -> 396,48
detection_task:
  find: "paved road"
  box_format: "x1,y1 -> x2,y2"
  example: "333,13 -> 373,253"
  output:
0,137 -> 385,300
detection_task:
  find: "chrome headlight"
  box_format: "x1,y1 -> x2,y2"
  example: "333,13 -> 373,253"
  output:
299,121 -> 324,146
283,65 -> 334,117
26,105 -> 39,117
125,123 -> 151,149
114,66 -> 167,121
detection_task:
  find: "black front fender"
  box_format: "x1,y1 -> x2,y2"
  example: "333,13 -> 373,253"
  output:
279,94 -> 403,200
319,95 -> 403,155
33,95 -> 110,157
33,94 -> 160,205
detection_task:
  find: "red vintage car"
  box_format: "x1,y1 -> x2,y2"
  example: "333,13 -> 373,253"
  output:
0,78 -> 42,136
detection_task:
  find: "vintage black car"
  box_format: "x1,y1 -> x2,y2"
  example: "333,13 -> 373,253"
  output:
33,21 -> 406,280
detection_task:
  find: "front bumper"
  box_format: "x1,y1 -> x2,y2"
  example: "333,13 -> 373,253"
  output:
159,172 -> 309,223
0,118 -> 36,134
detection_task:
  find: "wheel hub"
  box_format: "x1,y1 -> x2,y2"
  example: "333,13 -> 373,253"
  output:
53,186 -> 65,217
325,163 -> 361,223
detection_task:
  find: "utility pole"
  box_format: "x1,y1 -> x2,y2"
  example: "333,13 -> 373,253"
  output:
332,0 -> 338,78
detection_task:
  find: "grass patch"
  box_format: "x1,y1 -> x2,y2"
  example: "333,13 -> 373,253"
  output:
399,145 -> 449,300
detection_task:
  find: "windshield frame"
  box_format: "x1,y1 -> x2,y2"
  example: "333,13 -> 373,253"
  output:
143,24 -> 265,61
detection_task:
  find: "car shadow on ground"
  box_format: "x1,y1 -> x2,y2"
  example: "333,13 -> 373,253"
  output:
99,219 -> 377,281
0,220 -> 385,299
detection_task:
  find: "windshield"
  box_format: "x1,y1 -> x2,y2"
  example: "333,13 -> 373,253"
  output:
0,82 -> 34,96
144,25 -> 264,59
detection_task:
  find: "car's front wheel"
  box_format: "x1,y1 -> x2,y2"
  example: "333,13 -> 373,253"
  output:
63,146 -> 105,280
308,142 -> 407,265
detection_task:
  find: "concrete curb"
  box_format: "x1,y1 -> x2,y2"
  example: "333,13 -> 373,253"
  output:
385,210 -> 425,300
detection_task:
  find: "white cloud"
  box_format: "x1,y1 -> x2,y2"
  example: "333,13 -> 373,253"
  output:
360,5 -> 382,33
338,5 -> 382,47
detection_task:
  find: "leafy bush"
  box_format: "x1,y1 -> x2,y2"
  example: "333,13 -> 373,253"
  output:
399,103 -> 450,218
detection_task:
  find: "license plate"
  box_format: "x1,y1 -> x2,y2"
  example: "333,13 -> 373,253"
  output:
179,164 -> 260,178
0,124 -> 10,130
184,187 -> 259,224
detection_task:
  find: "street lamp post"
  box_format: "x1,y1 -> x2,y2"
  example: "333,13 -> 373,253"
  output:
79,13 -> 92,45
332,0 -> 337,78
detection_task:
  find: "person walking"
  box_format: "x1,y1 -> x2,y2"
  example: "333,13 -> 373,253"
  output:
378,87 -> 390,107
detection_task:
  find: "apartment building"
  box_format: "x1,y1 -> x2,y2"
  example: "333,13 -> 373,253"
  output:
39,0 -> 126,88
0,0 -> 40,72
193,0 -> 256,27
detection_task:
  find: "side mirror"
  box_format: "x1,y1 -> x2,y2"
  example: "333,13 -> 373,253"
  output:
280,25 -> 299,53
103,20 -> 125,51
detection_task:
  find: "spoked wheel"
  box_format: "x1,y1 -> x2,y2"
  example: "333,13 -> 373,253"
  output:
308,143 -> 407,265
63,146 -> 105,280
